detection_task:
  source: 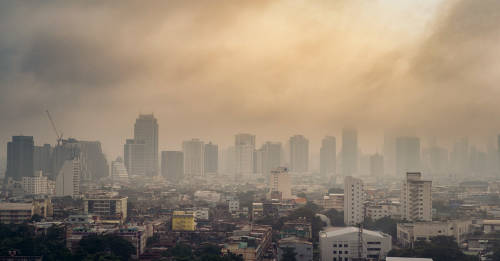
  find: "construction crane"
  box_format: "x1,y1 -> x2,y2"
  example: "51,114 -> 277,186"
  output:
46,110 -> 63,146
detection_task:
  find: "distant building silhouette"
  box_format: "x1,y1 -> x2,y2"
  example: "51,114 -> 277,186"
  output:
34,144 -> 52,176
341,129 -> 358,176
235,133 -> 255,176
370,153 -> 384,177
320,136 -> 336,176
161,151 -> 184,183
255,142 -> 282,177
183,139 -> 204,178
134,114 -> 159,176
204,142 -> 218,174
396,137 -> 421,176
111,157 -> 129,184
6,136 -> 34,180
289,135 -> 309,173
124,139 -> 146,177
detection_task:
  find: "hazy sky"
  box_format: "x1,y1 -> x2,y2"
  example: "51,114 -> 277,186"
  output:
1,0 -> 500,159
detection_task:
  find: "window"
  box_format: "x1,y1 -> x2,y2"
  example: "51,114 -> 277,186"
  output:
344,244 -> 348,247
339,251 -> 342,254
345,251 -> 348,254
334,258 -> 337,261
333,244 -> 337,247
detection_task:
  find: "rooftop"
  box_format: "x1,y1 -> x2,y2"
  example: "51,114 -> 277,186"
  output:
320,226 -> 390,239
0,202 -> 32,211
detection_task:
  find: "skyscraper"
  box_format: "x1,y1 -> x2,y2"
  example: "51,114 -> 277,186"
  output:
34,144 -> 52,176
344,176 -> 364,225
320,136 -> 336,176
204,142 -> 218,174
134,114 -> 159,176
342,129 -> 358,176
258,142 -> 282,177
235,133 -> 255,176
450,138 -> 469,179
370,153 -> 384,177
289,135 -> 309,173
383,132 -> 396,177
182,139 -> 204,178
6,136 -> 34,180
161,151 -> 184,182
396,137 -> 421,176
124,139 -> 146,177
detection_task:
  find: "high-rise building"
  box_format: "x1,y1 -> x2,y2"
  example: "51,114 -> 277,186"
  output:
124,139 -> 146,177
344,176 -> 364,226
134,114 -> 159,176
161,151 -> 184,182
342,129 -> 358,176
320,136 -> 336,176
451,138 -> 469,179
55,157 -> 81,198
269,167 -> 292,200
5,136 -> 35,180
235,133 -> 255,176
289,135 -> 309,173
258,142 -> 282,176
34,144 -> 52,176
204,142 -> 218,174
183,139 -> 204,178
370,153 -> 384,177
111,157 -> 129,184
396,137 -> 421,176
400,172 -> 432,221
6,136 -> 34,180
383,132 -> 396,177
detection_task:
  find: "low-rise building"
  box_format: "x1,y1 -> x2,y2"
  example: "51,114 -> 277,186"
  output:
222,225 -> 272,261
172,211 -> 196,231
22,171 -> 49,195
280,218 -> 312,240
83,196 -> 127,224
322,193 -> 344,211
0,203 -> 34,224
277,237 -> 313,261
319,227 -> 392,261
397,220 -> 472,247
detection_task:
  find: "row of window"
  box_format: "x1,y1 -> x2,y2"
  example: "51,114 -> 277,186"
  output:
333,244 -> 348,247
332,250 -> 348,254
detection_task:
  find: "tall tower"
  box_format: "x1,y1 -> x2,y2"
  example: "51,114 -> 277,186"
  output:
161,151 -> 184,183
235,133 -> 255,176
204,142 -> 218,174
289,135 -> 309,173
320,136 -> 336,176
370,153 -> 384,177
6,136 -> 34,180
124,139 -> 146,177
182,139 -> 204,178
258,142 -> 282,177
396,137 -> 421,176
134,114 -> 158,176
342,129 -> 358,176
344,176 -> 364,226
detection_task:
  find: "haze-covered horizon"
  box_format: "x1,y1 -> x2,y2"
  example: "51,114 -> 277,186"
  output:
1,0 -> 500,159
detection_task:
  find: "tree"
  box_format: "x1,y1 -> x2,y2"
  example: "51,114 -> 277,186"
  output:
77,234 -> 135,261
324,209 -> 344,227
281,247 -> 297,261
388,236 -> 479,261
363,217 -> 397,239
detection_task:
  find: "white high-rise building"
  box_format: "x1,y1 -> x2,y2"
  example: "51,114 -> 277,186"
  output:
183,139 -> 204,178
289,135 -> 309,173
111,157 -> 129,183
269,167 -> 292,199
134,114 -> 159,176
401,172 -> 432,221
22,171 -> 48,195
344,176 -> 364,226
235,134 -> 255,176
55,157 -> 81,198
342,129 -> 358,176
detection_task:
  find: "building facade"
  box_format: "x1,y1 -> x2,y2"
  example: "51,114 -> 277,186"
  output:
161,151 -> 184,182
6,136 -> 34,180
182,139 -> 204,178
320,136 -> 336,177
400,172 -> 432,221
344,176 -> 364,226
289,135 -> 309,173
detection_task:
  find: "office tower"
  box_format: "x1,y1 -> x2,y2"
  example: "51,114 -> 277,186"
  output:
400,172 -> 432,221
22,171 -> 48,195
383,132 -> 396,177
344,176 -> 364,226
269,167 -> 292,199
161,151 -> 184,183
6,136 -> 34,180
182,139 -> 204,178
258,142 -> 282,176
134,114 -> 159,176
320,136 -> 336,177
222,146 -> 236,175
424,145 -> 448,176
342,129 -> 358,176
124,139 -> 146,177
204,142 -> 218,174
235,133 -> 255,176
450,138 -> 469,178
370,153 -> 384,177
396,137 -> 421,176
55,157 -> 81,198
34,144 -> 52,176
289,135 -> 309,173
111,157 -> 129,183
